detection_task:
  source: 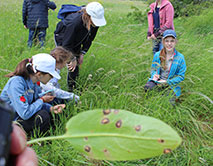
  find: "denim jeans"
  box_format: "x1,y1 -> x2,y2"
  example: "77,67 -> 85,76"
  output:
152,38 -> 163,55
28,28 -> 46,47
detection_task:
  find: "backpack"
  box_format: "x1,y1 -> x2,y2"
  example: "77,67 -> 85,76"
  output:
54,4 -> 83,46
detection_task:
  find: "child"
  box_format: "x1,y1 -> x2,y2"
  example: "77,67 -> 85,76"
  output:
22,0 -> 57,47
40,47 -> 80,104
144,30 -> 186,104
0,53 -> 65,135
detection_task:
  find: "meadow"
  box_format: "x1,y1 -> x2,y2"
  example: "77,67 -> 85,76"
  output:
0,0 -> 212,165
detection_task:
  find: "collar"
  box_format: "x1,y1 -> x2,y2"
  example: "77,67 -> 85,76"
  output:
154,0 -> 170,9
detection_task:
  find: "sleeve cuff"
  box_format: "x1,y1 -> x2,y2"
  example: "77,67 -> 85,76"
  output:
81,50 -> 86,55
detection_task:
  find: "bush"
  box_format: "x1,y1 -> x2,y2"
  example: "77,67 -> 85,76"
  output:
127,6 -> 149,23
170,0 -> 213,17
145,0 -> 213,17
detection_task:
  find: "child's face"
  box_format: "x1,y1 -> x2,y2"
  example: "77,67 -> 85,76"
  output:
36,72 -> 53,84
56,59 -> 70,70
163,37 -> 177,53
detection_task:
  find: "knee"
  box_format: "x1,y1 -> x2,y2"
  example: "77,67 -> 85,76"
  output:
34,110 -> 51,125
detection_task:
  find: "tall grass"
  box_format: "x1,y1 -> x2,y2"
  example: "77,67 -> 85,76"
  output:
0,0 -> 212,165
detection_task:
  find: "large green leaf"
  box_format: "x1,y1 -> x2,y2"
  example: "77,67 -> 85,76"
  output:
64,109 -> 182,161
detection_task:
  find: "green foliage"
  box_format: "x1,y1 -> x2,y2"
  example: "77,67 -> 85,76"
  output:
127,6 -> 149,23
170,0 -> 213,17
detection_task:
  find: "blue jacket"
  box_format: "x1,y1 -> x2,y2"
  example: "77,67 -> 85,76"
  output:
149,49 -> 186,97
0,76 -> 51,120
22,0 -> 56,29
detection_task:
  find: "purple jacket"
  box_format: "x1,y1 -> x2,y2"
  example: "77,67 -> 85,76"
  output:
147,0 -> 174,37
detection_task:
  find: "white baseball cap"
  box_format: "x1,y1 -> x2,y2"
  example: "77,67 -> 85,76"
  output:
32,53 -> 61,79
86,2 -> 106,27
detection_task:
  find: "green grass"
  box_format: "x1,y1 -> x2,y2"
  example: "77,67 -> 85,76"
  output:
0,0 -> 212,165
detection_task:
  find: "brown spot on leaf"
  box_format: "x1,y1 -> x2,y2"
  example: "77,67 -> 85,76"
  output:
84,137 -> 88,141
135,125 -> 141,132
103,109 -> 111,115
103,148 -> 110,158
103,149 -> 108,153
163,149 -> 172,154
114,109 -> 119,114
101,118 -> 110,124
158,139 -> 165,143
84,146 -> 91,152
115,120 -> 122,128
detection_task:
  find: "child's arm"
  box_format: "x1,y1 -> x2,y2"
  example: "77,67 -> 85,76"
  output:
41,82 -> 80,103
22,0 -> 28,27
45,0 -> 57,10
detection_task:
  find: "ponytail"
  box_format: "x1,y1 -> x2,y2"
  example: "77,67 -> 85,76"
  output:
79,8 -> 93,31
5,58 -> 34,79
160,47 -> 167,70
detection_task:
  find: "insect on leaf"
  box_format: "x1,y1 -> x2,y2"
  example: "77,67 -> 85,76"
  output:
64,109 -> 182,161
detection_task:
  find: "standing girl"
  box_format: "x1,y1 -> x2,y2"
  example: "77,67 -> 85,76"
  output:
147,0 -> 174,55
0,54 -> 65,135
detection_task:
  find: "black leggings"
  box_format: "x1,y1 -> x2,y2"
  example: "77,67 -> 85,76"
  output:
16,110 -> 51,136
67,65 -> 79,92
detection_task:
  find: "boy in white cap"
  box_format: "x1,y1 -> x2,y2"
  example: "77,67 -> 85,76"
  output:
0,54 -> 65,136
54,2 -> 106,92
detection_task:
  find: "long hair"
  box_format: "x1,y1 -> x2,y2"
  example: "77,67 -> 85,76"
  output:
50,46 -> 74,64
79,8 -> 93,31
159,47 -> 167,70
5,58 -> 34,79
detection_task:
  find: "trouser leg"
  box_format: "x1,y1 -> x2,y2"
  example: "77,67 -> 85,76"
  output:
38,28 -> 46,47
67,65 -> 79,92
144,81 -> 157,92
28,29 -> 35,47
152,38 -> 162,55
16,110 -> 51,136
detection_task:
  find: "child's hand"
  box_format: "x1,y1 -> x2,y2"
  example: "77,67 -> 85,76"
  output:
67,60 -> 77,72
157,79 -> 167,84
153,74 -> 160,81
40,95 -> 55,103
51,104 -> 66,114
151,34 -> 156,40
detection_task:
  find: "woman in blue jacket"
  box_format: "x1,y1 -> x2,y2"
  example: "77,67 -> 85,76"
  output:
0,54 -> 65,135
144,30 -> 186,103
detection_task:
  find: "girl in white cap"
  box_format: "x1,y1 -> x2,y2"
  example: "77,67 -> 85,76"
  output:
54,2 -> 106,91
0,54 -> 65,136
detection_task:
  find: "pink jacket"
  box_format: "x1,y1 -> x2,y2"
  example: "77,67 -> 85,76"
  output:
147,0 -> 174,37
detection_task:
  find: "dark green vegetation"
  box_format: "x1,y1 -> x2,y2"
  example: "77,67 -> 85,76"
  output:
0,0 -> 212,165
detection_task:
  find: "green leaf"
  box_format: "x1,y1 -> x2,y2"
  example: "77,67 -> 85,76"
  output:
64,109 -> 182,161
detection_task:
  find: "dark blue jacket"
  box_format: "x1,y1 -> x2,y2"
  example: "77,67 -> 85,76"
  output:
61,12 -> 99,55
22,0 -> 56,29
